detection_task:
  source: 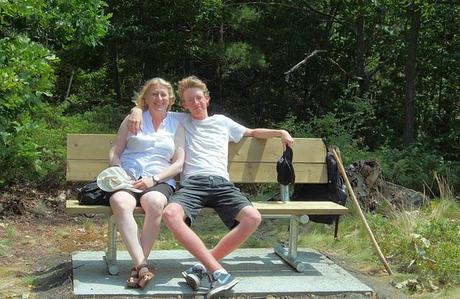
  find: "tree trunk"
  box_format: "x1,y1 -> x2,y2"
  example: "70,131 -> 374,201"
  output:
356,7 -> 369,94
217,21 -> 224,110
65,70 -> 74,99
109,40 -> 121,104
403,2 -> 421,145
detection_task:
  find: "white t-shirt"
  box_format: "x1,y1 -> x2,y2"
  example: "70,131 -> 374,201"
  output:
182,114 -> 247,180
120,111 -> 186,187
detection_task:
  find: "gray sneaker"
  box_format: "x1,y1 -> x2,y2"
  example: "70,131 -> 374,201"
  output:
207,272 -> 239,298
181,264 -> 208,291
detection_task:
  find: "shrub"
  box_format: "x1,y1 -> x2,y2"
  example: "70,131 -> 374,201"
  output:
0,103 -> 125,188
375,144 -> 460,193
278,112 -> 370,164
368,200 -> 460,290
415,218 -> 460,285
59,67 -> 118,114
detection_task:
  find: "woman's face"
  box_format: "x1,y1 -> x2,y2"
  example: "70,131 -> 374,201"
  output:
144,84 -> 170,112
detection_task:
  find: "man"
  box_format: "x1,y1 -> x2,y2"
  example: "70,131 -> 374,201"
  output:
129,76 -> 293,298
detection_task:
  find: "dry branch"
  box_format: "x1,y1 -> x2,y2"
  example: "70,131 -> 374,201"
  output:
284,50 -> 326,82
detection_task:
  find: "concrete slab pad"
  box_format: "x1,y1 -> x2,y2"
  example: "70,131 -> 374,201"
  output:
72,248 -> 373,297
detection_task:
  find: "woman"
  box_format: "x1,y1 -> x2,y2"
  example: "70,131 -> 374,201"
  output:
109,77 -> 185,289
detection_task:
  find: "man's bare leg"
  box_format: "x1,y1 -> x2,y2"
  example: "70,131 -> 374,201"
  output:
210,206 -> 262,260
162,203 -> 222,272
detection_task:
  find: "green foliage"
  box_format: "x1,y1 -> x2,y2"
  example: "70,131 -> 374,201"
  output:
22,275 -> 37,287
310,113 -> 355,149
368,205 -> 460,289
375,145 -> 460,192
278,112 -> 369,164
334,83 -> 379,145
62,67 -> 117,113
279,112 -> 459,193
0,0 -> 458,198
0,35 -> 57,115
0,0 -> 110,188
224,42 -> 267,74
0,0 -> 111,48
278,113 -> 313,138
0,103 -> 124,188
415,218 -> 460,285
0,224 -> 16,256
228,5 -> 260,27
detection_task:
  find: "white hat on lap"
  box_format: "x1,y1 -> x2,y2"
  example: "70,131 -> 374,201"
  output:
97,166 -> 142,193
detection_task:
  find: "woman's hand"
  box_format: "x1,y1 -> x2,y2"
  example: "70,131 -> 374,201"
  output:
132,177 -> 154,190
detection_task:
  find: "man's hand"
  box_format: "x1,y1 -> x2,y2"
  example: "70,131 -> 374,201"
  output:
132,177 -> 154,190
280,130 -> 294,150
244,128 -> 294,150
127,107 -> 143,135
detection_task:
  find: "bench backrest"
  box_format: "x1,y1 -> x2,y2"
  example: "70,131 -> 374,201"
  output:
66,134 -> 328,184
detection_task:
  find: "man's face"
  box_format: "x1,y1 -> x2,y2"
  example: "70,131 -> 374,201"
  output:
181,88 -> 209,120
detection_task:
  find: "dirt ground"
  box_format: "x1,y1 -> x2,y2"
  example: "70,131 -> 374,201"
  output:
0,187 -> 406,299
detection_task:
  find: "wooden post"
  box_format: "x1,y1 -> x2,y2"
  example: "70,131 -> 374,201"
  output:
331,148 -> 393,275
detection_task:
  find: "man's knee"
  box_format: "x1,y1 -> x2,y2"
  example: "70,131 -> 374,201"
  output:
239,207 -> 262,227
162,203 -> 184,226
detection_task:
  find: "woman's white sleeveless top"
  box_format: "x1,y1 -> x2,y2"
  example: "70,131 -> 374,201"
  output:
120,111 -> 183,187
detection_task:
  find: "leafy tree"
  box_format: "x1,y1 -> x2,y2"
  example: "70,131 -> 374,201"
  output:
0,0 -> 110,187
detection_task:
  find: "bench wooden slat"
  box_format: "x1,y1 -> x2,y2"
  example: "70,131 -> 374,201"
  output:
66,200 -> 347,216
253,201 -> 348,215
67,160 -> 328,183
66,160 -> 107,181
229,137 -> 327,163
67,134 -> 327,163
67,134 -> 115,160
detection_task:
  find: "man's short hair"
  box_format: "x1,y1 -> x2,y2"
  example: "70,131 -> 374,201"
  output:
177,76 -> 209,99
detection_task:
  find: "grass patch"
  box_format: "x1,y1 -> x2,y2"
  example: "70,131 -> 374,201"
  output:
0,225 -> 16,257
6,225 -> 16,239
363,199 -> 459,293
0,239 -> 12,257
22,275 -> 37,287
32,201 -> 48,216
83,217 -> 96,231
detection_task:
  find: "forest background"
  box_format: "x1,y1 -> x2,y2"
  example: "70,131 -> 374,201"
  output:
0,0 -> 459,196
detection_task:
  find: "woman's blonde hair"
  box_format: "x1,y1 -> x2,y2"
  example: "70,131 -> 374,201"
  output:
177,75 -> 209,100
135,77 -> 175,110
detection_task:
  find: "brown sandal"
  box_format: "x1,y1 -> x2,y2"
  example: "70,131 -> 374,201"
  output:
126,267 -> 139,288
137,264 -> 155,289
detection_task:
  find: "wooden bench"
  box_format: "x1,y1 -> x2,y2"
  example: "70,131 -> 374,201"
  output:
66,134 -> 348,275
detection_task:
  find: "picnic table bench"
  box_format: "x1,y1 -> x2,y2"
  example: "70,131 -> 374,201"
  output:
66,134 -> 348,275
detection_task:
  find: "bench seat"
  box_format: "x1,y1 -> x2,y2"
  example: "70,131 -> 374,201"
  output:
66,199 -> 347,216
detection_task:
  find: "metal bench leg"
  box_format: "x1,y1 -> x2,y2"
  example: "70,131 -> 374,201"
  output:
274,215 -> 309,272
104,215 -> 119,275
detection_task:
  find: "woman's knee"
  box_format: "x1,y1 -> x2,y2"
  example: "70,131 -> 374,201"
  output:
140,194 -> 167,215
110,192 -> 136,213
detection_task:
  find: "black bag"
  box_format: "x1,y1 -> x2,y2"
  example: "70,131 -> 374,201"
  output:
276,146 -> 295,185
291,141 -> 347,237
77,181 -> 110,206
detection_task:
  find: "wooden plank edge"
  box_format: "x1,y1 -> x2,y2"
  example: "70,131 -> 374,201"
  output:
66,200 -> 347,216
